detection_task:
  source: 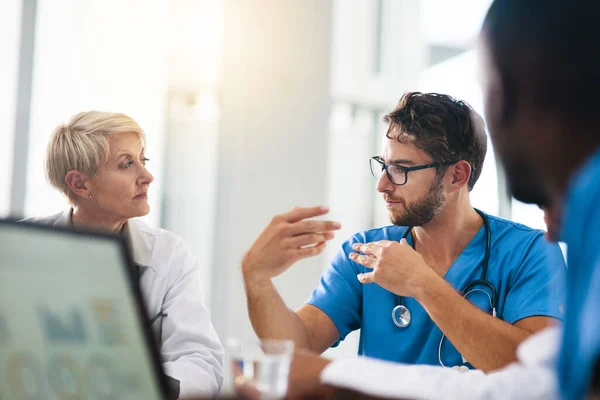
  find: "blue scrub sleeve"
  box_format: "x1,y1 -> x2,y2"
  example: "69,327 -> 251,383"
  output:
306,236 -> 364,343
502,233 -> 566,324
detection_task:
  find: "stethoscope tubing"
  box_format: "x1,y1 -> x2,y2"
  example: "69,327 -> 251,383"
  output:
392,208 -> 497,328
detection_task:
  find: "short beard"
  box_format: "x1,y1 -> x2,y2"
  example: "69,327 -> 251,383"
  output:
389,174 -> 445,227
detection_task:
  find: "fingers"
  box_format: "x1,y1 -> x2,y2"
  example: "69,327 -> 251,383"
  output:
287,219 -> 341,236
271,206 -> 341,238
348,252 -> 376,268
351,242 -> 382,256
233,377 -> 262,400
284,206 -> 331,223
286,231 -> 335,248
296,241 -> 327,258
350,242 -> 383,267
357,272 -> 375,284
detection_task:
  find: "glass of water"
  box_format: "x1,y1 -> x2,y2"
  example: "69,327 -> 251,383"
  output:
226,338 -> 294,399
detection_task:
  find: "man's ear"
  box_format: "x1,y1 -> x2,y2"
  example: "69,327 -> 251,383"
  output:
448,161 -> 472,191
65,170 -> 92,201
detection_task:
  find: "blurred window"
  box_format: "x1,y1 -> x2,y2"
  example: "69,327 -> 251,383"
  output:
0,0 -> 22,217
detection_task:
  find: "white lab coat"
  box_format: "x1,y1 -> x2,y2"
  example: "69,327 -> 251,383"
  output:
320,326 -> 561,400
23,210 -> 224,398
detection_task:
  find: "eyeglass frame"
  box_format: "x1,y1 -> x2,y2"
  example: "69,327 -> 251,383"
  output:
369,156 -> 459,186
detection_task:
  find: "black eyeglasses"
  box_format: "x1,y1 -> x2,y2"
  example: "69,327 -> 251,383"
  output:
369,157 -> 457,186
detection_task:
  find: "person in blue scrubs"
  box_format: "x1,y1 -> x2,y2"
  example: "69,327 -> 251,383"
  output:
480,1 -> 600,398
242,92 -> 565,373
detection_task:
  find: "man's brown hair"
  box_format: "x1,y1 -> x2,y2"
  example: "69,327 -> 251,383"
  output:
383,92 -> 487,191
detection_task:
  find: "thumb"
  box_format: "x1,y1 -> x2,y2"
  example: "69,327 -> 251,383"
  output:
399,238 -> 409,246
357,272 -> 375,284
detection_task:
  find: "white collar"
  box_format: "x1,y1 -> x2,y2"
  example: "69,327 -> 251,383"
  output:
59,208 -> 155,272
53,209 -> 73,227
122,219 -> 155,271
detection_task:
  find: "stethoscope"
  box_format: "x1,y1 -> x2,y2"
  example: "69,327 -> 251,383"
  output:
391,209 -> 498,367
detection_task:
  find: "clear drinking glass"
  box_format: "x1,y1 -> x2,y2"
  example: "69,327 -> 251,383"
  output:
226,338 -> 294,400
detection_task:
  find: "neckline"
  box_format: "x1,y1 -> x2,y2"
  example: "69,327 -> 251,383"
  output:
68,207 -> 126,235
404,222 -> 487,282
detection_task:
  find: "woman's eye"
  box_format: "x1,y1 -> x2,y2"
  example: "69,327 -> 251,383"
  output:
122,157 -> 149,168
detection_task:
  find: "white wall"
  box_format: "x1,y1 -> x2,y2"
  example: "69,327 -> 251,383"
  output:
211,0 -> 333,344
0,0 -> 21,217
24,0 -> 169,226
162,94 -> 220,305
160,0 -> 224,307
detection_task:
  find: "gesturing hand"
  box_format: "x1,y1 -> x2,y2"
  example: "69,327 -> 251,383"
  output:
241,206 -> 341,283
349,239 -> 437,298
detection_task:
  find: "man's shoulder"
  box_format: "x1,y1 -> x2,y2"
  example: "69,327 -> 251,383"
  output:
486,214 -> 565,268
486,214 -> 546,242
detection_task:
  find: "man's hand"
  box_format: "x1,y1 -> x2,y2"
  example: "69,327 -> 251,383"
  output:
350,239 -> 438,298
286,350 -> 332,399
241,206 -> 341,284
285,351 -> 398,400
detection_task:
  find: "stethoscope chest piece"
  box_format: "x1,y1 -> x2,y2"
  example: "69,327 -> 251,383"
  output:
392,304 -> 411,328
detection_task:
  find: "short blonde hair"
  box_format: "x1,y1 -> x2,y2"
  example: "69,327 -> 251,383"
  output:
46,111 -> 146,201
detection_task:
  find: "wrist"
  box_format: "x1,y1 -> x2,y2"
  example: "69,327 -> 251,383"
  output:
241,261 -> 271,288
412,270 -> 445,303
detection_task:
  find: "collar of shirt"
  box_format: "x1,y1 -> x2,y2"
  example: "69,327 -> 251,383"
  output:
560,147 -> 600,243
55,208 -> 155,272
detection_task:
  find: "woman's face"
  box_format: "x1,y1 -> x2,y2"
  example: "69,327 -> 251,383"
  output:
87,132 -> 154,220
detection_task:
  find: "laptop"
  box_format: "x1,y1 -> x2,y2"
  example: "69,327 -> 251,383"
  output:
0,218 -> 169,399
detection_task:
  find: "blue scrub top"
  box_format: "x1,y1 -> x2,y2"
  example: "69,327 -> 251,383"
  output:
307,213 -> 566,368
559,148 -> 600,399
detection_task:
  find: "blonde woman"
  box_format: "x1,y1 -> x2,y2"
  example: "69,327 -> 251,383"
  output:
24,111 -> 223,398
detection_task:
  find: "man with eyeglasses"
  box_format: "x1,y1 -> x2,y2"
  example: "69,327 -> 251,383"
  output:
241,92 -> 565,373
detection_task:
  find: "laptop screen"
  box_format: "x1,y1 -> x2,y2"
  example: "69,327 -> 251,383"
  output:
0,220 -> 165,399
